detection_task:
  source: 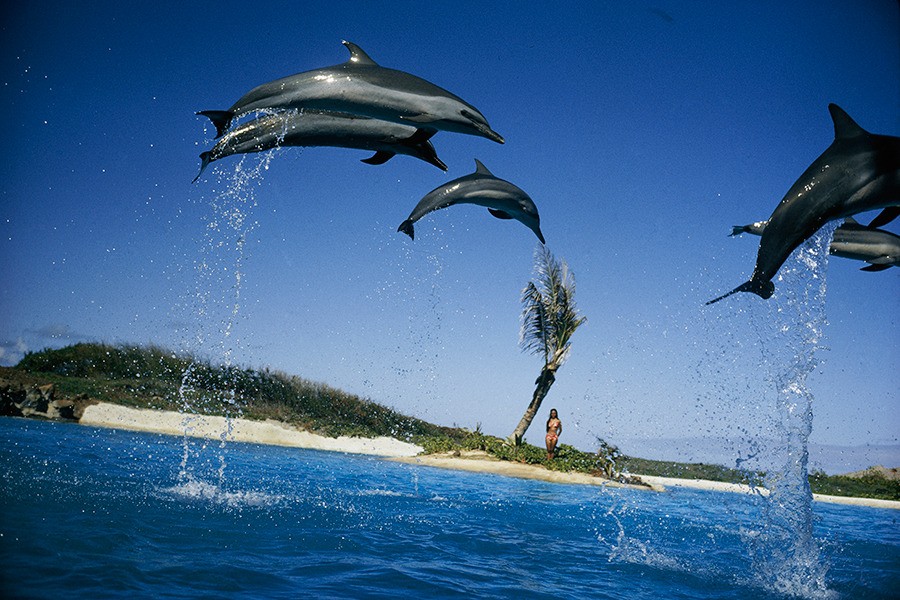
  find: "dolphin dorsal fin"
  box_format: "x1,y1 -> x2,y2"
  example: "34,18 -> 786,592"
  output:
474,159 -> 493,176
828,104 -> 867,140
342,41 -> 378,65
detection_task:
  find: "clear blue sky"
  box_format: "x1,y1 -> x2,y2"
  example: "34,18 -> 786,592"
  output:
2,1 -> 897,470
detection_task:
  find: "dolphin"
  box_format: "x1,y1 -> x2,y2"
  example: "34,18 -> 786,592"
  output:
707,104 -> 900,304
193,109 -> 448,182
730,218 -> 900,271
197,41 -> 504,145
829,218 -> 900,271
397,159 -> 545,243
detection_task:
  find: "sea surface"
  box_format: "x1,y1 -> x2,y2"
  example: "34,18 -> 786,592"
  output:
1,418 -> 897,599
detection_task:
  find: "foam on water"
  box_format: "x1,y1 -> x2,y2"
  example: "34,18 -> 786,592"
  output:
161,477 -> 285,509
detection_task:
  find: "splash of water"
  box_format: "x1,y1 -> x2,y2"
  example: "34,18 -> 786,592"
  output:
176,151 -> 273,485
602,222 -> 841,599
743,222 -> 839,599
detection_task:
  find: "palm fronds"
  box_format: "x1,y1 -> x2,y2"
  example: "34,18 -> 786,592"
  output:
519,245 -> 586,368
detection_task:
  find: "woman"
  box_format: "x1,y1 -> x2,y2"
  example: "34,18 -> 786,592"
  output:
545,408 -> 562,460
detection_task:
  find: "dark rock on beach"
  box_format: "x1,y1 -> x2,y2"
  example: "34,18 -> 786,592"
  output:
0,378 -> 96,421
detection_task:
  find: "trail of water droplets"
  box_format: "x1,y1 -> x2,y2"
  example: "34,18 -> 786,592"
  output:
742,222 -> 839,599
601,222 -> 841,599
176,152 -> 274,486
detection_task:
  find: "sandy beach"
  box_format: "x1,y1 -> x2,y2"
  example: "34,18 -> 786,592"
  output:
80,403 -> 423,458
78,403 -> 899,509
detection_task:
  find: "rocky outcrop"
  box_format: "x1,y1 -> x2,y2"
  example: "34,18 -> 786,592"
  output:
0,378 -> 97,421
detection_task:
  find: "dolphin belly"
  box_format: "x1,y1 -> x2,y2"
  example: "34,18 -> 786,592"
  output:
194,110 -> 448,181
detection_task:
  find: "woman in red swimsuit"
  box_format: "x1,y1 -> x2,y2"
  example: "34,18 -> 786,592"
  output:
545,408 -> 562,460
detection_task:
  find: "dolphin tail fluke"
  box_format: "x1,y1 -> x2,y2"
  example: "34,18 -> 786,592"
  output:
196,110 -> 233,138
397,220 -> 415,240
361,151 -> 395,165
706,278 -> 774,305
192,152 -> 212,184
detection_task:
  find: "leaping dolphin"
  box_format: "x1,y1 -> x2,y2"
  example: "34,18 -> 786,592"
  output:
708,104 -> 900,304
830,218 -> 900,271
193,109 -> 448,182
730,218 -> 900,271
397,159 -> 545,243
198,41 -> 504,145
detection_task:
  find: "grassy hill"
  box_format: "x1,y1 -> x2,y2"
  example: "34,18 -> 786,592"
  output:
5,342 -> 462,441
3,343 -> 897,500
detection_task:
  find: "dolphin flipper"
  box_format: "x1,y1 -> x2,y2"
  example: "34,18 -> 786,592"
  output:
361,151 -> 395,165
197,110 -> 233,138
860,263 -> 892,272
868,206 -> 900,228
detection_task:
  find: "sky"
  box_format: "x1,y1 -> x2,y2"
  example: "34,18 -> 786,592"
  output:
1,1 -> 898,473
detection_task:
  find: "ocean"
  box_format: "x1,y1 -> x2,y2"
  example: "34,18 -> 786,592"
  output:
1,418 -> 897,599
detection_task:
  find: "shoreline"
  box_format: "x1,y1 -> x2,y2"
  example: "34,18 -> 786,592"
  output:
75,403 -> 900,509
390,451 -> 666,492
79,403 -> 423,458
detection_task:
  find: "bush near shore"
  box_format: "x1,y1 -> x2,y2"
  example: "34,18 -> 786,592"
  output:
6,343 -> 898,501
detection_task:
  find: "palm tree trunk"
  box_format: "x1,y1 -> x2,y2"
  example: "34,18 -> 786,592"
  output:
510,365 -> 556,445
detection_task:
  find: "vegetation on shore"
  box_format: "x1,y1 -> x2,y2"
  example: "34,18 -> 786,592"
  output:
4,342 -> 898,501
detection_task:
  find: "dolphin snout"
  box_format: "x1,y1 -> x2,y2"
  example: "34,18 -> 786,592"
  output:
482,126 -> 505,144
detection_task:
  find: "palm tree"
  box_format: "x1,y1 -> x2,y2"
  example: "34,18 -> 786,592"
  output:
510,245 -> 586,446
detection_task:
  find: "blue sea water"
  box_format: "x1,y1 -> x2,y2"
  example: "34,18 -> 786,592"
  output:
1,418 -> 897,599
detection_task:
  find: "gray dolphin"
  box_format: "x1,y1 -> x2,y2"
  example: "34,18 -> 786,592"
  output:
397,159 -> 545,243
830,218 -> 900,270
730,218 -> 900,271
198,41 -> 503,145
708,104 -> 900,304
193,109 -> 448,182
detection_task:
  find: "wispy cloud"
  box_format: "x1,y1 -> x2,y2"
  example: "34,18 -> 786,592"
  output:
0,338 -> 29,366
0,324 -> 95,366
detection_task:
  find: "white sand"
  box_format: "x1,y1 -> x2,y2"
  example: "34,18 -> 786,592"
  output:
394,453 -> 900,509
78,403 -> 900,509
79,403 -> 422,457
391,451 -> 664,491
